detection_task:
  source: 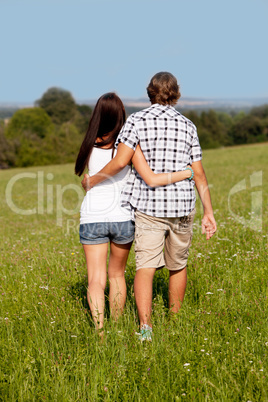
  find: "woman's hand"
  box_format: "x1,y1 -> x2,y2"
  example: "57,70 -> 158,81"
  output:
81,174 -> 91,192
185,165 -> 194,179
132,146 -> 194,187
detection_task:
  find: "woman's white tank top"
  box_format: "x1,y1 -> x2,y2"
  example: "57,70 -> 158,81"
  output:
80,147 -> 132,224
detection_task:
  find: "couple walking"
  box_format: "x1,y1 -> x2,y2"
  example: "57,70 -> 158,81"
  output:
75,72 -> 217,340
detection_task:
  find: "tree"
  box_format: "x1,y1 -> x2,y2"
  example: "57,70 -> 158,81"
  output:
73,104 -> 92,133
184,110 -> 200,128
232,110 -> 246,123
184,110 -> 233,148
55,122 -> 83,163
0,121 -> 16,168
197,110 -> 224,148
5,108 -> 56,167
35,87 -> 77,125
231,115 -> 263,144
5,107 -> 54,140
250,104 -> 268,119
197,127 -> 221,149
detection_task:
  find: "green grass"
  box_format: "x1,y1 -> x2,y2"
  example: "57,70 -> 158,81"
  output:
0,143 -> 267,401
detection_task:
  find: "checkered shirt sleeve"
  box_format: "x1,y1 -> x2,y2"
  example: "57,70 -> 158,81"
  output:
115,114 -> 139,150
189,124 -> 202,163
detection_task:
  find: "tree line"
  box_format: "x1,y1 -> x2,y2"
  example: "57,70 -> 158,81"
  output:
0,87 -> 268,169
0,88 -> 92,169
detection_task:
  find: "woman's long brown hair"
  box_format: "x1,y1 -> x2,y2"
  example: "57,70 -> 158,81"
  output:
75,92 -> 126,176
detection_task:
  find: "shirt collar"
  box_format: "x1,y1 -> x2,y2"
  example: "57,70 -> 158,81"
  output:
150,103 -> 176,110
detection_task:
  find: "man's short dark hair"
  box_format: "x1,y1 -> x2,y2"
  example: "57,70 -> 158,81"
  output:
147,72 -> 181,106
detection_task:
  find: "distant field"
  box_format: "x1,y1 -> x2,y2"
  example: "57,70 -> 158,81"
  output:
0,143 -> 267,401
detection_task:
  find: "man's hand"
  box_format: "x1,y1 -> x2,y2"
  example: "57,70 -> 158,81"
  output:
81,174 -> 91,192
202,214 -> 217,240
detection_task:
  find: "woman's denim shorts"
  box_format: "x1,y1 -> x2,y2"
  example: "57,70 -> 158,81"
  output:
79,220 -> 135,245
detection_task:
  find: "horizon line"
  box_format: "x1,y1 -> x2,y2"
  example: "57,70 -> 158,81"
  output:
1,94 -> 268,108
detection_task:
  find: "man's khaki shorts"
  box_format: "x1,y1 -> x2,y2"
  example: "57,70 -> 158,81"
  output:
134,209 -> 195,271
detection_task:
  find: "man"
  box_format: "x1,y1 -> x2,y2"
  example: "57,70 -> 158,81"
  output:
82,72 -> 217,340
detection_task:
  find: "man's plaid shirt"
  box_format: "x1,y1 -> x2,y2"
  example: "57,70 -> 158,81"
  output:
115,103 -> 202,218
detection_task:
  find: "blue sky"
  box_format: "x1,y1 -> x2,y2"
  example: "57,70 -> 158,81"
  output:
1,0 -> 268,103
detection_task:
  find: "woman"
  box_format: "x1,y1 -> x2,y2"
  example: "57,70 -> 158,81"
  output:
75,93 -> 193,333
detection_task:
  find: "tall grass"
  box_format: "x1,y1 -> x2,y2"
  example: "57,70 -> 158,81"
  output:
0,143 -> 267,401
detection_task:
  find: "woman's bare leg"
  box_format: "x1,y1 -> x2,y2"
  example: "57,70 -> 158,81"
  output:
108,242 -> 132,320
83,243 -> 108,331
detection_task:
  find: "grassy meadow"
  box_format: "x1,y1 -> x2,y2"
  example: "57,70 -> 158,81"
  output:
0,143 -> 267,401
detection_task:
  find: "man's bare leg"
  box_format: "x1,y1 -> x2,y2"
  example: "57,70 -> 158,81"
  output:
169,267 -> 187,313
134,268 -> 156,327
